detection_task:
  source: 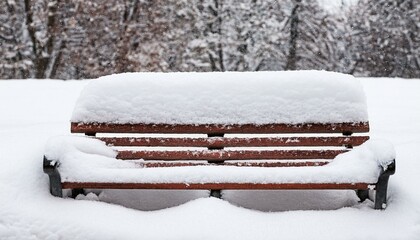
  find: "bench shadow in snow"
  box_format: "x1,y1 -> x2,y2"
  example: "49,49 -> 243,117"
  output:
78,189 -> 361,212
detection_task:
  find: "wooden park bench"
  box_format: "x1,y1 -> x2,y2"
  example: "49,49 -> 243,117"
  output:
43,71 -> 395,210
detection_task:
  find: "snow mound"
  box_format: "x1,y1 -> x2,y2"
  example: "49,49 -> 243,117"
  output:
71,71 -> 368,124
45,136 -> 137,181
75,192 -> 100,201
45,136 -> 394,185
45,135 -> 117,160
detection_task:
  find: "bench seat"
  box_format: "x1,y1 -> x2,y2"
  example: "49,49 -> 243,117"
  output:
44,122 -> 395,209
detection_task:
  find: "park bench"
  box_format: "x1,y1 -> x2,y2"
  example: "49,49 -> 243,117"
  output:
43,71 -> 395,209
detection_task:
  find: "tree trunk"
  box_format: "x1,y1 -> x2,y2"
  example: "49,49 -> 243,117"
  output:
285,1 -> 300,70
24,0 -> 61,79
215,0 -> 225,71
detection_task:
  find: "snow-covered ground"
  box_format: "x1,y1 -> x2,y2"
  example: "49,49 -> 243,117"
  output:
0,77 -> 419,239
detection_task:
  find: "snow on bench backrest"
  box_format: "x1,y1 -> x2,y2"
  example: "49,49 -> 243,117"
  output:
71,71 -> 368,125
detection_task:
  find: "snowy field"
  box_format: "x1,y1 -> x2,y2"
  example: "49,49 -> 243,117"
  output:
0,77 -> 419,239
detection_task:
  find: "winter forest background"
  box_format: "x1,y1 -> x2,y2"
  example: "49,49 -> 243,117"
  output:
0,0 -> 419,80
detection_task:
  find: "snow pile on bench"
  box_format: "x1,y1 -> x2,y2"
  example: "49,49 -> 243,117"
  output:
45,136 -> 395,184
71,71 -> 368,125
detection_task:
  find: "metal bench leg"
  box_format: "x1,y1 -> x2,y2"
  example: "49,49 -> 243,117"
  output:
356,189 -> 369,202
375,176 -> 390,209
43,156 -> 63,197
210,189 -> 222,199
374,160 -> 396,210
71,188 -> 85,198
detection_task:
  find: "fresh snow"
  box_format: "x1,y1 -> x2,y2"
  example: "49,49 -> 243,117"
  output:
71,71 -> 368,124
1,77 -> 420,240
46,136 -> 394,185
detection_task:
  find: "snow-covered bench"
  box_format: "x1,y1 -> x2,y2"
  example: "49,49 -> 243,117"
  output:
43,71 -> 395,209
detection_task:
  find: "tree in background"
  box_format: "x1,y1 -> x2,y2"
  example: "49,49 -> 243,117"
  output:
285,0 -> 347,71
0,0 -> 33,78
1,0 -> 419,79
115,0 -> 171,73
347,0 -> 419,77
222,0 -> 288,71
61,0 -> 126,79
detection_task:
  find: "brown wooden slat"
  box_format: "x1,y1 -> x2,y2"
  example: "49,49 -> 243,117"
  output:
142,161 -> 329,168
71,122 -> 369,134
62,182 -> 373,190
99,136 -> 369,147
116,150 -> 346,161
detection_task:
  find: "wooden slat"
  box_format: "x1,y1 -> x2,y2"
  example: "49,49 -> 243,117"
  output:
116,149 -> 346,160
71,122 -> 369,134
62,182 -> 373,190
142,161 -> 329,168
99,136 -> 369,147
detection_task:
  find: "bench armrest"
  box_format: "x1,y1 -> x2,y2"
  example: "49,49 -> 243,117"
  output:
43,156 -> 63,197
380,159 -> 396,176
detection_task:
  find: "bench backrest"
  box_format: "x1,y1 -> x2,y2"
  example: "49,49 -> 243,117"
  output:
71,122 -> 369,168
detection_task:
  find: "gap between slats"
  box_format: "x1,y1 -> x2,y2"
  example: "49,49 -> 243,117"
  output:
98,136 -> 369,147
140,161 -> 330,168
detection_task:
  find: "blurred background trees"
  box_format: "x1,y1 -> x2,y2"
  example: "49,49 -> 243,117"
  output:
1,0 -> 419,79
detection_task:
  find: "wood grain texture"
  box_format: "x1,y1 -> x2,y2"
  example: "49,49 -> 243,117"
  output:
71,122 -> 369,134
